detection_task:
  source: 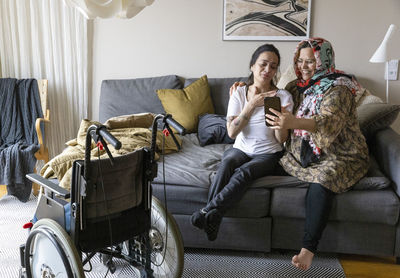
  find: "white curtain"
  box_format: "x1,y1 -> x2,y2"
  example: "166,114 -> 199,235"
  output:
0,0 -> 90,158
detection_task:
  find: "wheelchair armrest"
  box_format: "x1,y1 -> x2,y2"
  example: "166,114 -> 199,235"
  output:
26,173 -> 70,198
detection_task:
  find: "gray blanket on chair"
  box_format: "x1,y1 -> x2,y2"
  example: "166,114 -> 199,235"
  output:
0,78 -> 43,202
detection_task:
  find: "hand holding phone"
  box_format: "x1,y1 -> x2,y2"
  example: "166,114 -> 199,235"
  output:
264,96 -> 281,127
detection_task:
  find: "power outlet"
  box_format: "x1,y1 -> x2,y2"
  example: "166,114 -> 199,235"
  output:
385,59 -> 399,80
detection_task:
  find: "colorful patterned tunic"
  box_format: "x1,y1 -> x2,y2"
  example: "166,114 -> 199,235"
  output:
280,81 -> 369,193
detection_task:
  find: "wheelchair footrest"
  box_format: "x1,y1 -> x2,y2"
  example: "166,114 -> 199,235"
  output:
106,259 -> 116,274
19,244 -> 28,277
19,244 -> 26,268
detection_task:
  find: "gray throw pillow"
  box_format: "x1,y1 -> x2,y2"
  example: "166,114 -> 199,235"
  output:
357,103 -> 400,139
197,114 -> 234,146
352,156 -> 391,190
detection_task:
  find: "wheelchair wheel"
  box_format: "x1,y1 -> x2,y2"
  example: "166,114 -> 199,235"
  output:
150,197 -> 184,277
123,196 -> 184,278
24,219 -> 84,278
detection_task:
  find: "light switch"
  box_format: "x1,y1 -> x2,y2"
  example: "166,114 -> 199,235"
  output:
385,59 -> 399,81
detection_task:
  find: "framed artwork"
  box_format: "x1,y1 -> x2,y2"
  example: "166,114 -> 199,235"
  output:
223,0 -> 312,41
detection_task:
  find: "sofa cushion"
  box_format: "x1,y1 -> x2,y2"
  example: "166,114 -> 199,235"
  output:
175,215 -> 272,252
277,65 -> 297,90
152,183 -> 271,218
154,133 -> 311,189
99,75 -> 182,123
250,175 -> 308,188
153,133 -> 231,188
157,75 -> 215,133
152,184 -> 208,214
355,87 -> 383,106
184,77 -> 247,115
270,187 -> 400,225
357,103 -> 400,139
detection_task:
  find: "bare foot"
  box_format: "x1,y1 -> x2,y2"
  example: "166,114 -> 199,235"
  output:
291,248 -> 314,270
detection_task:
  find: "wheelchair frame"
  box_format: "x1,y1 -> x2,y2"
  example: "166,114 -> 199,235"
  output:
20,114 -> 186,278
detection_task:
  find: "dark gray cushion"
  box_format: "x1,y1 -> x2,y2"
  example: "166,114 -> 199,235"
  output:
152,183 -> 271,218
357,103 -> 400,139
250,175 -> 308,188
153,134 -> 232,188
99,75 -> 183,123
175,215 -> 271,252
197,113 -> 234,146
352,156 -> 391,190
184,77 -> 247,115
270,187 -> 400,225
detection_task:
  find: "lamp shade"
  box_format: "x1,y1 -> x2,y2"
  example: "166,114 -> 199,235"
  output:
370,24 -> 396,63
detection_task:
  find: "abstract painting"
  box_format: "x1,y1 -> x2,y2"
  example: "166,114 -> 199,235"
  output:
223,0 -> 311,41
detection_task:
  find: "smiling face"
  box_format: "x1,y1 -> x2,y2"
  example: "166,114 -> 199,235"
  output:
296,47 -> 317,81
250,51 -> 279,85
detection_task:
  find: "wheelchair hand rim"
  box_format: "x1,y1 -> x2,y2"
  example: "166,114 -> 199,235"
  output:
25,227 -> 74,278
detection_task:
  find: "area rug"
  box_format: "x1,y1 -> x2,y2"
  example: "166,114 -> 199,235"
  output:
0,194 -> 346,277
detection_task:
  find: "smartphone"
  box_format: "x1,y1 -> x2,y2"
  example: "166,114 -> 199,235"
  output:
264,96 -> 281,127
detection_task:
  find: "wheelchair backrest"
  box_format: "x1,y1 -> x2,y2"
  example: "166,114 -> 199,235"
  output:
73,149 -> 145,220
70,148 -> 153,251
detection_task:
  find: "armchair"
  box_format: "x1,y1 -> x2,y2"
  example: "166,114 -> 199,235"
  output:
32,79 -> 50,195
0,79 -> 50,199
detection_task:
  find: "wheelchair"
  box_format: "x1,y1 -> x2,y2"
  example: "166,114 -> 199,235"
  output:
19,114 -> 186,278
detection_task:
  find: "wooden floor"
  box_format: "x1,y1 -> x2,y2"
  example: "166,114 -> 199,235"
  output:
1,185 -> 399,277
0,185 -> 6,198
339,254 -> 400,278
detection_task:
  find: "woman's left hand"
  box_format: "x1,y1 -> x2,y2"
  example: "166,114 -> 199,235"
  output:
265,105 -> 294,130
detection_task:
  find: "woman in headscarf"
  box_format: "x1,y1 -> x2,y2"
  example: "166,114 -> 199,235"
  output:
266,38 -> 369,270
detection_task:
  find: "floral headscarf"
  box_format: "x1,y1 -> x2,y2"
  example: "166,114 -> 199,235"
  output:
293,38 -> 361,166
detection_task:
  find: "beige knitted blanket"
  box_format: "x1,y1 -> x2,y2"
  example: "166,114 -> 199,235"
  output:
40,113 -> 181,190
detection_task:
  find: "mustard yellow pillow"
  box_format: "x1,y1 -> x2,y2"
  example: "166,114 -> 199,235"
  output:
156,75 -> 215,133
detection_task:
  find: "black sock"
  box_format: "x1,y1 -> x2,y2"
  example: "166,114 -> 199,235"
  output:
205,209 -> 222,241
190,209 -> 207,230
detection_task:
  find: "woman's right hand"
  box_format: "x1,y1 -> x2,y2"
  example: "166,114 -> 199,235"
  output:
247,88 -> 277,111
266,105 -> 295,130
229,81 -> 246,96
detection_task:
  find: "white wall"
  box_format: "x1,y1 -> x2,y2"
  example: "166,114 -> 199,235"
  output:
92,0 -> 400,132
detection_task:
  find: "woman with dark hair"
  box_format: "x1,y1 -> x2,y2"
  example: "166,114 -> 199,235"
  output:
267,38 -> 369,270
190,44 -> 294,241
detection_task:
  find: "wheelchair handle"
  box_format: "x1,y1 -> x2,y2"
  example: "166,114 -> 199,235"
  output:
150,114 -> 185,163
84,124 -> 122,180
165,114 -> 186,136
98,126 -> 122,150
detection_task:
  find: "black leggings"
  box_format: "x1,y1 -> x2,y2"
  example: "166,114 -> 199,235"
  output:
303,183 -> 335,253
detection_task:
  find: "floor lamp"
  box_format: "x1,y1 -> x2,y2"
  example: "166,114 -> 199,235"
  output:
369,24 -> 397,103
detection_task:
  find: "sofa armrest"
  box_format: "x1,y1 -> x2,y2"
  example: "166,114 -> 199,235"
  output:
370,127 -> 400,197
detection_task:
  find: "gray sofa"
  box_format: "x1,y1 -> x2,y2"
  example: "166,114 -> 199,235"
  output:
99,75 -> 400,262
